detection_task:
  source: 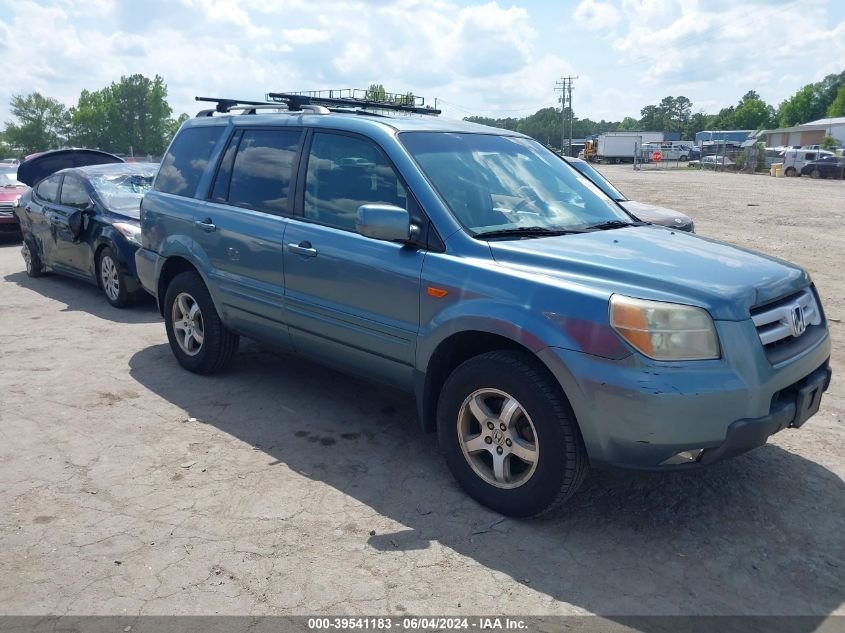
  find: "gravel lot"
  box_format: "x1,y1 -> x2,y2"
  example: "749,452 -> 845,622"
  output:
0,168 -> 843,621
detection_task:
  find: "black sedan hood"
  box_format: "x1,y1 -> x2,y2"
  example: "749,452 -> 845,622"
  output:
619,200 -> 695,232
16,149 -> 124,186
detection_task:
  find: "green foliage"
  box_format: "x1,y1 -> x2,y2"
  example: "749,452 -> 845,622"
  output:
821,135 -> 838,150
827,85 -> 845,117
69,74 -> 178,156
3,92 -> 71,155
778,70 -> 845,126
733,91 -> 777,130
365,84 -> 386,101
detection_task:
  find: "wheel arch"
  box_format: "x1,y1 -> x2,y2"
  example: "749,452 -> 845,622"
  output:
416,329 -> 574,434
157,256 -> 203,316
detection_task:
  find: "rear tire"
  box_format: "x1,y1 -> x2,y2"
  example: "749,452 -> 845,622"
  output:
164,271 -> 239,374
437,350 -> 588,517
21,238 -> 43,278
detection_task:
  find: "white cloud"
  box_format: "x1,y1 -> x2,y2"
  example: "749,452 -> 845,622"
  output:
281,28 -> 331,45
574,0 -> 621,30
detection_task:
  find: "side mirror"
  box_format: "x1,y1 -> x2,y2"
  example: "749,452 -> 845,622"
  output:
356,204 -> 413,242
68,202 -> 95,241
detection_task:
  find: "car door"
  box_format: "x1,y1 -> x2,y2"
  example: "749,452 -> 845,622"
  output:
283,131 -> 426,389
23,174 -> 62,267
192,127 -> 302,348
52,173 -> 96,277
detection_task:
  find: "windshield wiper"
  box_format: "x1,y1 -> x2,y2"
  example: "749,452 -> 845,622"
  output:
474,226 -> 585,239
585,220 -> 640,231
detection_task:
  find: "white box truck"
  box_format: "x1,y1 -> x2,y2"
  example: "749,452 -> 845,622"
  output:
589,132 -> 666,163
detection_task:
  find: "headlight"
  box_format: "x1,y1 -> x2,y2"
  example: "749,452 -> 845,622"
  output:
609,295 -> 720,361
113,221 -> 142,245
13,195 -> 21,207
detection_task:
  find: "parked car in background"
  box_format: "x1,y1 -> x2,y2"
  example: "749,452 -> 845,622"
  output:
0,169 -> 27,240
134,95 -> 831,517
688,155 -> 736,170
564,157 -> 695,232
780,148 -> 835,176
15,149 -> 157,307
800,155 -> 845,179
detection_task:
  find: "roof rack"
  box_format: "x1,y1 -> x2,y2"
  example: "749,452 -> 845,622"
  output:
193,96 -> 330,117
266,90 -> 441,116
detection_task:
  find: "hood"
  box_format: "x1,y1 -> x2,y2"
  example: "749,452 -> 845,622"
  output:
16,149 -> 124,186
487,226 -> 809,321
620,200 -> 694,232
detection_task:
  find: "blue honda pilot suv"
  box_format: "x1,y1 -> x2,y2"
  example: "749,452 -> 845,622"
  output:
135,94 -> 832,517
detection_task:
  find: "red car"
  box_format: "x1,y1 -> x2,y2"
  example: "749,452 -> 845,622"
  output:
0,166 -> 26,240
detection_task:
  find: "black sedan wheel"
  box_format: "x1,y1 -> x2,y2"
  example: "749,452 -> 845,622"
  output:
21,239 -> 44,278
97,246 -> 137,308
810,169 -> 822,179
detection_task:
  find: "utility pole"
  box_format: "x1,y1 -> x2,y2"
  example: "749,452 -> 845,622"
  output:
555,76 -> 578,156
554,78 -> 566,154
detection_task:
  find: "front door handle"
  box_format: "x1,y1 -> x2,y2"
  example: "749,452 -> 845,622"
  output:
287,241 -> 317,257
195,218 -> 217,232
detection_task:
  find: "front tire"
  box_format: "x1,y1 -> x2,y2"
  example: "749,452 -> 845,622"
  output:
97,246 -> 138,308
785,167 -> 797,177
164,271 -> 239,374
810,169 -> 821,179
437,350 -> 588,517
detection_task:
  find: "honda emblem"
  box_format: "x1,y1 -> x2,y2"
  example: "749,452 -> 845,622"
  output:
790,305 -> 806,337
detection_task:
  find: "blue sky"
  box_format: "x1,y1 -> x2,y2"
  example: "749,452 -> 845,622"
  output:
1,0 -> 844,125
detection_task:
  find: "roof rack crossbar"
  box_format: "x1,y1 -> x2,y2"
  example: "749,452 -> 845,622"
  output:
266,92 -> 441,116
193,96 -> 330,117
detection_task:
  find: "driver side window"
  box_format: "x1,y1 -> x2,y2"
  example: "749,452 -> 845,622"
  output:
60,175 -> 90,208
303,133 -> 408,231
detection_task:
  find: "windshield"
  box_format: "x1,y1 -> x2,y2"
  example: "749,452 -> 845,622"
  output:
90,172 -> 153,212
565,159 -> 625,201
1,172 -> 24,187
400,132 -> 632,236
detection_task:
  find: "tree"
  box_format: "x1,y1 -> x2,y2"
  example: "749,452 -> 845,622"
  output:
778,85 -> 820,126
821,135 -> 838,150
365,84 -> 386,101
69,74 -> 176,156
733,91 -> 776,130
617,116 -> 639,131
827,85 -> 845,117
3,92 -> 70,155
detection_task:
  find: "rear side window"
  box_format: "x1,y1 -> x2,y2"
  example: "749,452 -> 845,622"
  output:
60,175 -> 89,208
154,126 -> 223,197
303,133 -> 407,231
221,129 -> 302,215
35,174 -> 61,203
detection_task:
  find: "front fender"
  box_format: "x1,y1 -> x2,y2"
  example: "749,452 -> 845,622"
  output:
155,234 -> 221,310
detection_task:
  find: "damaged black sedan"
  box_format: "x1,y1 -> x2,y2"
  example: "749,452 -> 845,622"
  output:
15,149 -> 157,307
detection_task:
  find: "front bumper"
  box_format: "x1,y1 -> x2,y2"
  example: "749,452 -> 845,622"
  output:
0,212 -> 21,234
538,318 -> 832,469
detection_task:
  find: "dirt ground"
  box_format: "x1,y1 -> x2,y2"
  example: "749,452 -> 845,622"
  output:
0,167 -> 843,621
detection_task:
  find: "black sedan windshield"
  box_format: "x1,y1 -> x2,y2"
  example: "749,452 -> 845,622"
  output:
90,173 -> 153,212
400,132 -> 632,235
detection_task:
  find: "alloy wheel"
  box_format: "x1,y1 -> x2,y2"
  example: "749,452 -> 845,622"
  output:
171,292 -> 205,356
456,388 -> 539,489
100,254 -> 120,301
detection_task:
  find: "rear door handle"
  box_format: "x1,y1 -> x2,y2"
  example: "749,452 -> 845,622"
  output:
287,241 -> 317,257
195,218 -> 216,232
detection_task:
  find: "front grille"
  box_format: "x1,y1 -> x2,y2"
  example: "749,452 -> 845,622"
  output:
751,287 -> 824,364
0,200 -> 14,210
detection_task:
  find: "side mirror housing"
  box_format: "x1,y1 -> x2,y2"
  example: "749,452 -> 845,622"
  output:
356,204 -> 412,242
